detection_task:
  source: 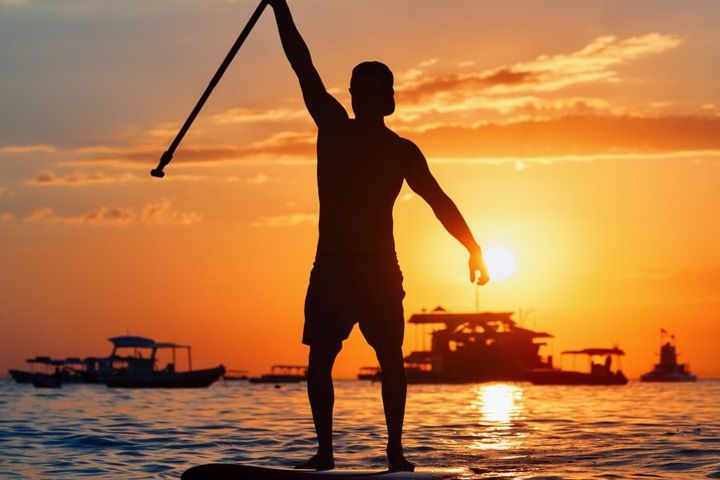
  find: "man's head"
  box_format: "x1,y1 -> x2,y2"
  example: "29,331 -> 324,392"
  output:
350,61 -> 395,120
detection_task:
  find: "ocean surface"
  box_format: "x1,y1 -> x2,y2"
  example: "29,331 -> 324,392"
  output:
1,379 -> 719,479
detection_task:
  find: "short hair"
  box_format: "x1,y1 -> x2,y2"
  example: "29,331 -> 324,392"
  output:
351,61 -> 394,92
351,61 -> 395,115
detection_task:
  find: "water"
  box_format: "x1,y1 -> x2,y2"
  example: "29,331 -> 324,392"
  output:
1,379 -> 719,479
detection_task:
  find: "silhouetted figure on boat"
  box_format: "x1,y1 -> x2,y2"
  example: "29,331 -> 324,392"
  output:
266,0 -> 489,472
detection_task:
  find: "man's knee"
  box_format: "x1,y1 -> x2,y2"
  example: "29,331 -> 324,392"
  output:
374,346 -> 404,370
309,344 -> 342,372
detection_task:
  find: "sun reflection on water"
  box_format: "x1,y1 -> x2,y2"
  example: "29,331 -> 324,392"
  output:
477,384 -> 524,423
467,383 -> 527,452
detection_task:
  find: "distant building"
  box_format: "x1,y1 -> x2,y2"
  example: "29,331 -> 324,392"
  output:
404,307 -> 553,383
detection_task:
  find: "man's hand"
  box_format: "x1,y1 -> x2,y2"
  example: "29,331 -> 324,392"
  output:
469,247 -> 490,285
263,0 -> 285,8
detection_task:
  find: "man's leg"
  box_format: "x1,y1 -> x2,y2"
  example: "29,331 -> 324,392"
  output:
295,343 -> 341,470
375,345 -> 415,472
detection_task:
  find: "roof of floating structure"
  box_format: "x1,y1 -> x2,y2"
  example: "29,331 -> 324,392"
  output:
562,348 -> 625,356
409,311 -> 516,325
110,336 -> 156,348
109,336 -> 189,349
154,342 -> 190,348
26,356 -> 65,366
27,356 -> 50,363
408,309 -> 553,339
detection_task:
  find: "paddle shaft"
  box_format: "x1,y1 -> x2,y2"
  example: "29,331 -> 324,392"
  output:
151,1 -> 268,178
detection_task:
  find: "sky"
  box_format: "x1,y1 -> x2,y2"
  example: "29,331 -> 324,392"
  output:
1,0 -> 719,379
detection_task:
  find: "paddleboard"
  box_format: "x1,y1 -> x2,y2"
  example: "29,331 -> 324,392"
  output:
181,464 -> 468,480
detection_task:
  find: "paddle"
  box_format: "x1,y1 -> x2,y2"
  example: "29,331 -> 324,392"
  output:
151,1 -> 269,178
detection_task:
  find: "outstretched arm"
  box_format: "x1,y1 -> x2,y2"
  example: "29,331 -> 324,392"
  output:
404,142 -> 489,285
266,0 -> 348,127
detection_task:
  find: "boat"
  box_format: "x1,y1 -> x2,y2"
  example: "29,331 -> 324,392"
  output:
223,369 -> 250,381
403,307 -> 554,383
9,356 -> 84,386
640,332 -> 697,382
9,356 -> 57,384
249,365 -> 307,384
99,336 -> 225,388
357,366 -> 381,381
528,347 -> 628,385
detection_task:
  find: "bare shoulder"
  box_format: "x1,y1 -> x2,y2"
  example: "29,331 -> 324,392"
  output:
393,135 -> 424,164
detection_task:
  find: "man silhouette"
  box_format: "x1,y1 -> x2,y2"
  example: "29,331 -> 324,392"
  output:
266,0 -> 489,472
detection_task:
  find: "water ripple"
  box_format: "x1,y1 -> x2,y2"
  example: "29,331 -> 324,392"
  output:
1,380 -> 719,479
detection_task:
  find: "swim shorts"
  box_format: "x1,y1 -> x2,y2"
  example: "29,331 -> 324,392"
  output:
302,250 -> 406,350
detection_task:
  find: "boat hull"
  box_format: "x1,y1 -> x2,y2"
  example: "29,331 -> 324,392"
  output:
9,370 -> 35,384
529,369 -> 628,386
248,375 -> 305,384
32,374 -> 62,388
102,366 -> 225,388
640,372 -> 697,382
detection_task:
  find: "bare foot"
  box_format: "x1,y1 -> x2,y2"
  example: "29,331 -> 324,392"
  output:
387,451 -> 415,472
294,452 -> 335,471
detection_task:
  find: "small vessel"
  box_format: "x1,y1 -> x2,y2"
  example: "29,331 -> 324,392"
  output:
640,332 -> 697,382
528,347 -> 628,385
9,356 -> 84,386
223,369 -> 250,381
356,366 -> 381,381
249,365 -> 307,384
99,336 -> 225,388
9,336 -> 224,388
10,357 -> 59,384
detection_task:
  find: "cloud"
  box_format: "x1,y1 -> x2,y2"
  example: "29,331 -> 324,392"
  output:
24,200 -> 201,226
244,173 -> 269,184
56,112 -> 720,171
24,170 -> 221,186
211,107 -> 307,125
252,213 -> 318,228
81,131 -> 316,167
74,113 -> 720,168
430,150 -> 720,167
0,144 -> 57,154
241,131 -> 315,157
25,171 -> 139,186
0,213 -> 13,223
395,33 -> 682,107
392,95 -> 619,122
224,173 -> 272,184
399,114 -> 720,158
45,33 -> 681,171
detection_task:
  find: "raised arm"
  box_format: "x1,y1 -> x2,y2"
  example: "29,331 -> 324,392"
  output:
404,141 -> 490,285
266,0 -> 348,127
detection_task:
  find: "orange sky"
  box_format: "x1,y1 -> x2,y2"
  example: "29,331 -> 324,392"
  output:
1,0 -> 719,378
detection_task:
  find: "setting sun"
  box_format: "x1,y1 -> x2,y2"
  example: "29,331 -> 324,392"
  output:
483,246 -> 516,281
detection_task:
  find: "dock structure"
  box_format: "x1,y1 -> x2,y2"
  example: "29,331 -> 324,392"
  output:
404,308 -> 553,383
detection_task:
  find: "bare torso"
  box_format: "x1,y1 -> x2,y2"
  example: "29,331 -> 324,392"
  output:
316,120 -> 410,253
